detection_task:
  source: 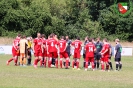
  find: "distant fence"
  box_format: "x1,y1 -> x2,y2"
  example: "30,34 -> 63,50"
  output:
0,45 -> 132,56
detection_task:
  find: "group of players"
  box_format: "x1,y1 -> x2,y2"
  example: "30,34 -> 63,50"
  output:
6,33 -> 122,71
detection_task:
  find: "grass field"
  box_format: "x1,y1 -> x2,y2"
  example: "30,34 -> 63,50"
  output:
0,55 -> 133,88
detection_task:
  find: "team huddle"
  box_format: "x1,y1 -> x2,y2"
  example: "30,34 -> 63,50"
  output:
6,33 -> 122,71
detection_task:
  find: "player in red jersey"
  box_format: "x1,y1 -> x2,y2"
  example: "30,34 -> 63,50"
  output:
47,34 -> 58,68
71,37 -> 82,70
33,33 -> 43,68
58,36 -> 69,69
84,38 -> 96,71
44,36 -> 50,67
6,34 -> 21,66
100,38 -> 110,71
40,34 -> 46,67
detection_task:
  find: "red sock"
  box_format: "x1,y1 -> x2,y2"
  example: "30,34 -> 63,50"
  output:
72,61 -> 74,68
76,61 -> 79,69
40,59 -> 43,66
55,59 -> 58,68
66,59 -> 69,68
92,62 -> 94,69
34,59 -> 37,65
85,62 -> 88,69
44,59 -> 46,67
14,58 -> 18,65
8,58 -> 13,62
48,60 -> 51,68
101,64 -> 104,70
37,59 -> 40,65
60,59 -> 62,68
106,64 -> 109,70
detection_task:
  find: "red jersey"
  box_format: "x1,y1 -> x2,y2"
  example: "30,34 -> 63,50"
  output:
58,39 -> 67,52
72,40 -> 82,53
85,43 -> 96,57
47,38 -> 57,52
12,37 -> 20,50
42,38 -> 46,51
101,44 -> 110,57
34,38 -> 43,51
44,39 -> 49,51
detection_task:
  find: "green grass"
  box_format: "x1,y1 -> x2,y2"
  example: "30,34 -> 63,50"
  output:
0,55 -> 133,88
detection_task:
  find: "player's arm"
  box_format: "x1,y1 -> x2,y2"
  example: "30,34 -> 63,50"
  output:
101,49 -> 108,55
32,42 -> 35,53
114,49 -> 117,58
94,46 -> 96,52
47,44 -> 49,54
84,45 -> 87,54
80,42 -> 82,51
109,47 -> 112,56
13,42 -> 18,50
114,45 -> 118,58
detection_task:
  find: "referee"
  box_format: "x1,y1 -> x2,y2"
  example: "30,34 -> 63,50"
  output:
27,37 -> 32,65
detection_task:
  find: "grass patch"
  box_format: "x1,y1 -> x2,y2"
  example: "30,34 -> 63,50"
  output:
0,55 -> 133,88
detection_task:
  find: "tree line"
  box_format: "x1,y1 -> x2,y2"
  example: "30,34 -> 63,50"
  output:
0,0 -> 133,41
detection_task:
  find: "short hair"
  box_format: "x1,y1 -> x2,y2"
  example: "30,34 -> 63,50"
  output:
85,36 -> 89,40
89,38 -> 92,42
49,34 -> 53,38
17,34 -> 21,37
42,34 -> 46,38
21,35 -> 26,39
103,38 -> 108,42
97,37 -> 100,40
77,36 -> 80,40
51,33 -> 55,37
115,39 -> 120,42
61,36 -> 65,39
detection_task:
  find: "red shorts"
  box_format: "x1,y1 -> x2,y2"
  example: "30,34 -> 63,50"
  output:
48,52 -> 58,58
34,50 -> 43,57
12,48 -> 19,57
73,52 -> 80,59
43,51 -> 48,57
101,57 -> 108,62
60,51 -> 68,58
86,57 -> 94,62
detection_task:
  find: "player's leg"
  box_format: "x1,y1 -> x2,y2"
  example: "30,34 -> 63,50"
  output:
115,58 -> 119,71
54,52 -> 58,68
94,54 -> 97,69
76,52 -> 81,70
101,58 -> 105,71
27,49 -> 32,65
97,55 -> 101,69
64,52 -> 69,69
14,55 -> 18,66
83,53 -> 86,68
33,51 -> 39,68
44,57 -> 47,67
40,58 -> 43,67
48,52 -> 52,68
59,52 -> 63,68
44,51 -> 47,67
118,58 -> 122,70
85,57 -> 88,71
108,57 -> 113,70
91,57 -> 95,71
23,53 -> 27,66
20,53 -> 23,66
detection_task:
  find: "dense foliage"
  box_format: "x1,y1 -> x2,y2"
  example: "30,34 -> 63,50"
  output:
0,0 -> 133,41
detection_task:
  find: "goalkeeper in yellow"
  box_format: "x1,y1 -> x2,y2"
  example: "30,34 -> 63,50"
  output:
19,35 -> 28,66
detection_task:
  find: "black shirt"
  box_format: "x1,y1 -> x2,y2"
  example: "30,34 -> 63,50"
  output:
95,41 -> 103,53
66,39 -> 72,52
115,44 -> 122,58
